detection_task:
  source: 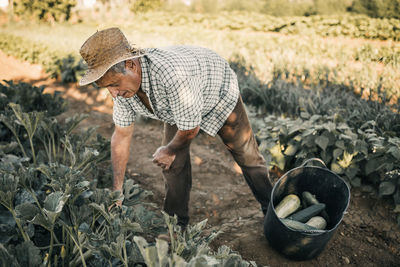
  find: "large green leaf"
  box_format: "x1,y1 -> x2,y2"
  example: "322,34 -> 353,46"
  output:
354,140 -> 368,156
333,148 -> 343,159
379,181 -> 396,196
15,203 -> 40,221
30,213 -> 51,231
44,191 -> 69,213
315,135 -> 329,151
0,206 -> 15,226
0,223 -> 17,244
89,203 -> 112,224
288,123 -> 305,135
335,140 -> 346,150
365,158 -> 384,175
123,179 -> 152,206
0,244 -> 20,266
344,165 -> 360,180
14,241 -> 41,267
9,103 -> 43,140
41,191 -> 70,224
388,146 -> 400,160
121,220 -> 143,233
322,122 -> 336,132
351,177 -> 361,187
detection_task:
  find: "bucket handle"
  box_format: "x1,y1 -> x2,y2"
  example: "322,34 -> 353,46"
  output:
301,158 -> 327,169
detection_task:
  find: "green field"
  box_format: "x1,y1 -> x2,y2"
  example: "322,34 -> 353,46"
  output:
1,11 -> 400,101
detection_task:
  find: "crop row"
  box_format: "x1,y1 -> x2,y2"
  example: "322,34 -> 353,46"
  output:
252,113 -> 400,224
0,81 -> 257,266
231,61 -> 400,224
2,20 -> 399,102
136,12 -> 400,41
0,32 -> 85,83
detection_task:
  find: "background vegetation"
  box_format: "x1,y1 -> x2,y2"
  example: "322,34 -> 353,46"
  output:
6,0 -> 400,20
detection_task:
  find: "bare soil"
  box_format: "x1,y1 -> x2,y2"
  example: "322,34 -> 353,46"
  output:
1,52 -> 400,267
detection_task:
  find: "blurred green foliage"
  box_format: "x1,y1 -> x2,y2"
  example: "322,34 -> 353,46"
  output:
130,0 -> 164,13
351,0 -> 400,19
13,0 -> 76,22
263,0 -> 351,16
156,0 -> 400,19
0,32 -> 86,83
6,0 -> 400,19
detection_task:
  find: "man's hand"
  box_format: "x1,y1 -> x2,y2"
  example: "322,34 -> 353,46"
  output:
108,199 -> 122,212
152,146 -> 176,170
108,190 -> 124,211
153,126 -> 200,170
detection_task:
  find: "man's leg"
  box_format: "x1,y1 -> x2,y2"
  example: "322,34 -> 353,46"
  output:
217,97 -> 273,214
161,123 -> 192,226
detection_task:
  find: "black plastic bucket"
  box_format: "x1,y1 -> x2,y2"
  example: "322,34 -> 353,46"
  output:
264,158 -> 350,261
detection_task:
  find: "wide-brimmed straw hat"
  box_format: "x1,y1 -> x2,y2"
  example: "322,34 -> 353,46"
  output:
79,27 -> 145,86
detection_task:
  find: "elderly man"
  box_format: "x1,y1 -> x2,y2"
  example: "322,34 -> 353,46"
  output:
79,27 -> 273,227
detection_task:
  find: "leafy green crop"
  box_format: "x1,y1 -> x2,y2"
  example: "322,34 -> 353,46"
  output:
134,12 -> 400,41
231,56 -> 400,137
134,212 -> 257,267
253,114 -> 400,224
1,81 -> 261,266
13,0 -> 77,22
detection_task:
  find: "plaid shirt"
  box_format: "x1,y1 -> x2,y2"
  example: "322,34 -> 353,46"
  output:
112,45 -> 240,136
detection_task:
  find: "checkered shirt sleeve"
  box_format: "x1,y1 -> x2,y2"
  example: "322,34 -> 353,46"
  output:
112,97 -> 136,127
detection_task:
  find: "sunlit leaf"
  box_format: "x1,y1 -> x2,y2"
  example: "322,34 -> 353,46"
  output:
269,143 -> 285,170
44,191 -> 69,213
30,213 -> 51,231
338,151 -> 357,169
284,144 -> 298,156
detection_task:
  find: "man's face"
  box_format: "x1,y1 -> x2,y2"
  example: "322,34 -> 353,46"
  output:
95,59 -> 141,98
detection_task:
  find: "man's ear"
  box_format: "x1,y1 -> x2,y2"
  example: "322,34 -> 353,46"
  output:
125,59 -> 137,71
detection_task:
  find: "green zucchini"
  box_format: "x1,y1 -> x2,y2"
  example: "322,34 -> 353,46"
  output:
306,216 -> 327,230
275,194 -> 301,218
302,191 -> 319,205
281,218 -> 322,232
287,203 -> 326,223
302,191 -> 330,223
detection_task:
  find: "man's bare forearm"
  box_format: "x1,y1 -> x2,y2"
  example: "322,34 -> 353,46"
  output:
111,124 -> 134,192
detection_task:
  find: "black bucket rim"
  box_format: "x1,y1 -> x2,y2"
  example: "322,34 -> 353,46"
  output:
270,158 -> 351,233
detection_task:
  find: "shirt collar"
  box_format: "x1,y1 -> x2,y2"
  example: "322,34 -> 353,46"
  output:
139,56 -> 150,95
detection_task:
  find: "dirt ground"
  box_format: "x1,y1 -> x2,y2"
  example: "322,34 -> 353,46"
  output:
1,51 -> 400,266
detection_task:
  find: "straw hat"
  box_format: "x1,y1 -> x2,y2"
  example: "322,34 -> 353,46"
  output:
79,27 -> 144,86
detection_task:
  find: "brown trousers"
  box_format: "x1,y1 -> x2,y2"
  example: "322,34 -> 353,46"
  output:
161,97 -> 273,226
